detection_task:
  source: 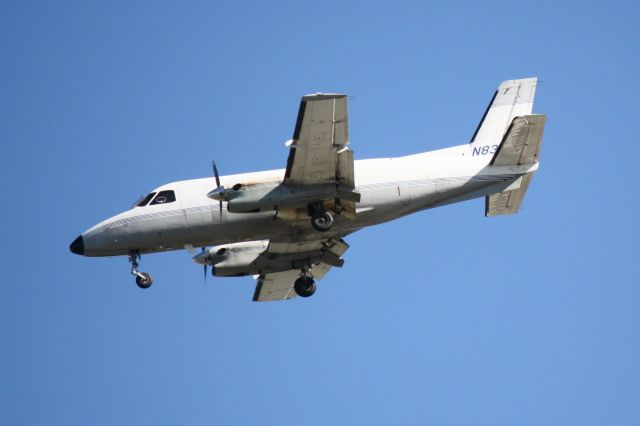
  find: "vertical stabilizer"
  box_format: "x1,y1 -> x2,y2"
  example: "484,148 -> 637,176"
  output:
470,77 -> 538,146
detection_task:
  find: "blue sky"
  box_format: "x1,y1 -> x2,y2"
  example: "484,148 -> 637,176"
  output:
2,1 -> 639,424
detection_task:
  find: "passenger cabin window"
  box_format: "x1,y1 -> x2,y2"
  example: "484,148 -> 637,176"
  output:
134,192 -> 156,208
150,190 -> 176,205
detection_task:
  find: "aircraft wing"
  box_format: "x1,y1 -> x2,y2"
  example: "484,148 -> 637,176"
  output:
281,93 -> 358,219
284,93 -> 349,185
252,237 -> 349,302
252,270 -> 299,302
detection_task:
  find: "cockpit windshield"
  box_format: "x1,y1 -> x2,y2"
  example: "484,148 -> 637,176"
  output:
149,190 -> 176,205
133,192 -> 157,208
132,190 -> 177,208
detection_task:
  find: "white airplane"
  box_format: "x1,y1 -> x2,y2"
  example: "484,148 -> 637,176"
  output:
70,77 -> 545,301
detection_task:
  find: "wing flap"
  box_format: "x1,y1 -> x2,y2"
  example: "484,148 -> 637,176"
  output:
311,237 -> 349,279
267,240 -> 324,254
336,147 -> 358,219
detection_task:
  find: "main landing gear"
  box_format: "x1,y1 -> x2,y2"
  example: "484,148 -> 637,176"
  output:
308,202 -> 334,232
294,269 -> 316,297
129,251 -> 153,289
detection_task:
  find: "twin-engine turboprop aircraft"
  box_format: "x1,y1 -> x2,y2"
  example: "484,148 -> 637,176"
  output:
70,78 -> 546,301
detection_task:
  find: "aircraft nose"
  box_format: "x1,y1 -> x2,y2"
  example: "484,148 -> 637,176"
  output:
69,235 -> 85,255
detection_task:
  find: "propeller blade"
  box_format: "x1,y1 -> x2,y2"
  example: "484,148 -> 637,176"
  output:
201,247 -> 208,284
212,161 -> 224,221
212,161 -> 221,188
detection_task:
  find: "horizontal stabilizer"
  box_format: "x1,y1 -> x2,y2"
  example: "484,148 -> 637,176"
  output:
491,114 -> 546,166
485,173 -> 533,216
485,113 -> 545,216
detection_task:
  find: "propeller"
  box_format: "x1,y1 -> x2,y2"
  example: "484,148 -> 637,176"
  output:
191,246 -> 212,284
212,161 -> 221,187
208,161 -> 224,221
202,246 -> 208,283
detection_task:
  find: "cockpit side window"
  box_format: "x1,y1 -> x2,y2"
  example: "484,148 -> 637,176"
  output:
134,192 -> 157,208
150,190 -> 176,205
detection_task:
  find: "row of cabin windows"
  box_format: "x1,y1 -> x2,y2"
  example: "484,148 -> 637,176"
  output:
133,190 -> 176,208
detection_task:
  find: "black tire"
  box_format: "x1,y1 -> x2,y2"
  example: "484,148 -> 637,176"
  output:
311,212 -> 333,232
294,276 -> 316,297
135,272 -> 153,289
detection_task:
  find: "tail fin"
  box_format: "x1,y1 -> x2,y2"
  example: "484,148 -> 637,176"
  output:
470,77 -> 538,147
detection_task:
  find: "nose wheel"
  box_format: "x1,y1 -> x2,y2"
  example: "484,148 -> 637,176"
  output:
135,272 -> 153,289
129,252 -> 154,289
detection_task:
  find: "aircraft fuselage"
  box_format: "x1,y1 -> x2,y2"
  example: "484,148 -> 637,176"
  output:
71,143 -> 536,257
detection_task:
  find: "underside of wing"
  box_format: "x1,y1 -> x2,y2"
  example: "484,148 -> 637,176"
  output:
251,237 -> 350,302
284,94 -> 349,186
279,93 -> 359,224
253,270 -> 299,302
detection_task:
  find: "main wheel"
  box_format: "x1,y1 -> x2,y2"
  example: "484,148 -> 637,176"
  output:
135,272 -> 153,289
311,212 -> 333,232
294,276 -> 316,297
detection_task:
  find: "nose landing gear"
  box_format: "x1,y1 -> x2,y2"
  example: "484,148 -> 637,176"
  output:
129,251 -> 153,289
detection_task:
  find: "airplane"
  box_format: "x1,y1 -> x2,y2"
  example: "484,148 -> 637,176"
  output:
70,77 -> 546,301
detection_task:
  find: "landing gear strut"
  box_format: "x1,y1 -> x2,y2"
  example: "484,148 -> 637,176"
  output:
129,251 -> 153,289
308,202 -> 334,232
294,271 -> 316,297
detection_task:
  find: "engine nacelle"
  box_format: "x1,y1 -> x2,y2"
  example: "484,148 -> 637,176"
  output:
191,239 -> 339,277
226,183 -> 336,213
210,182 -> 360,214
